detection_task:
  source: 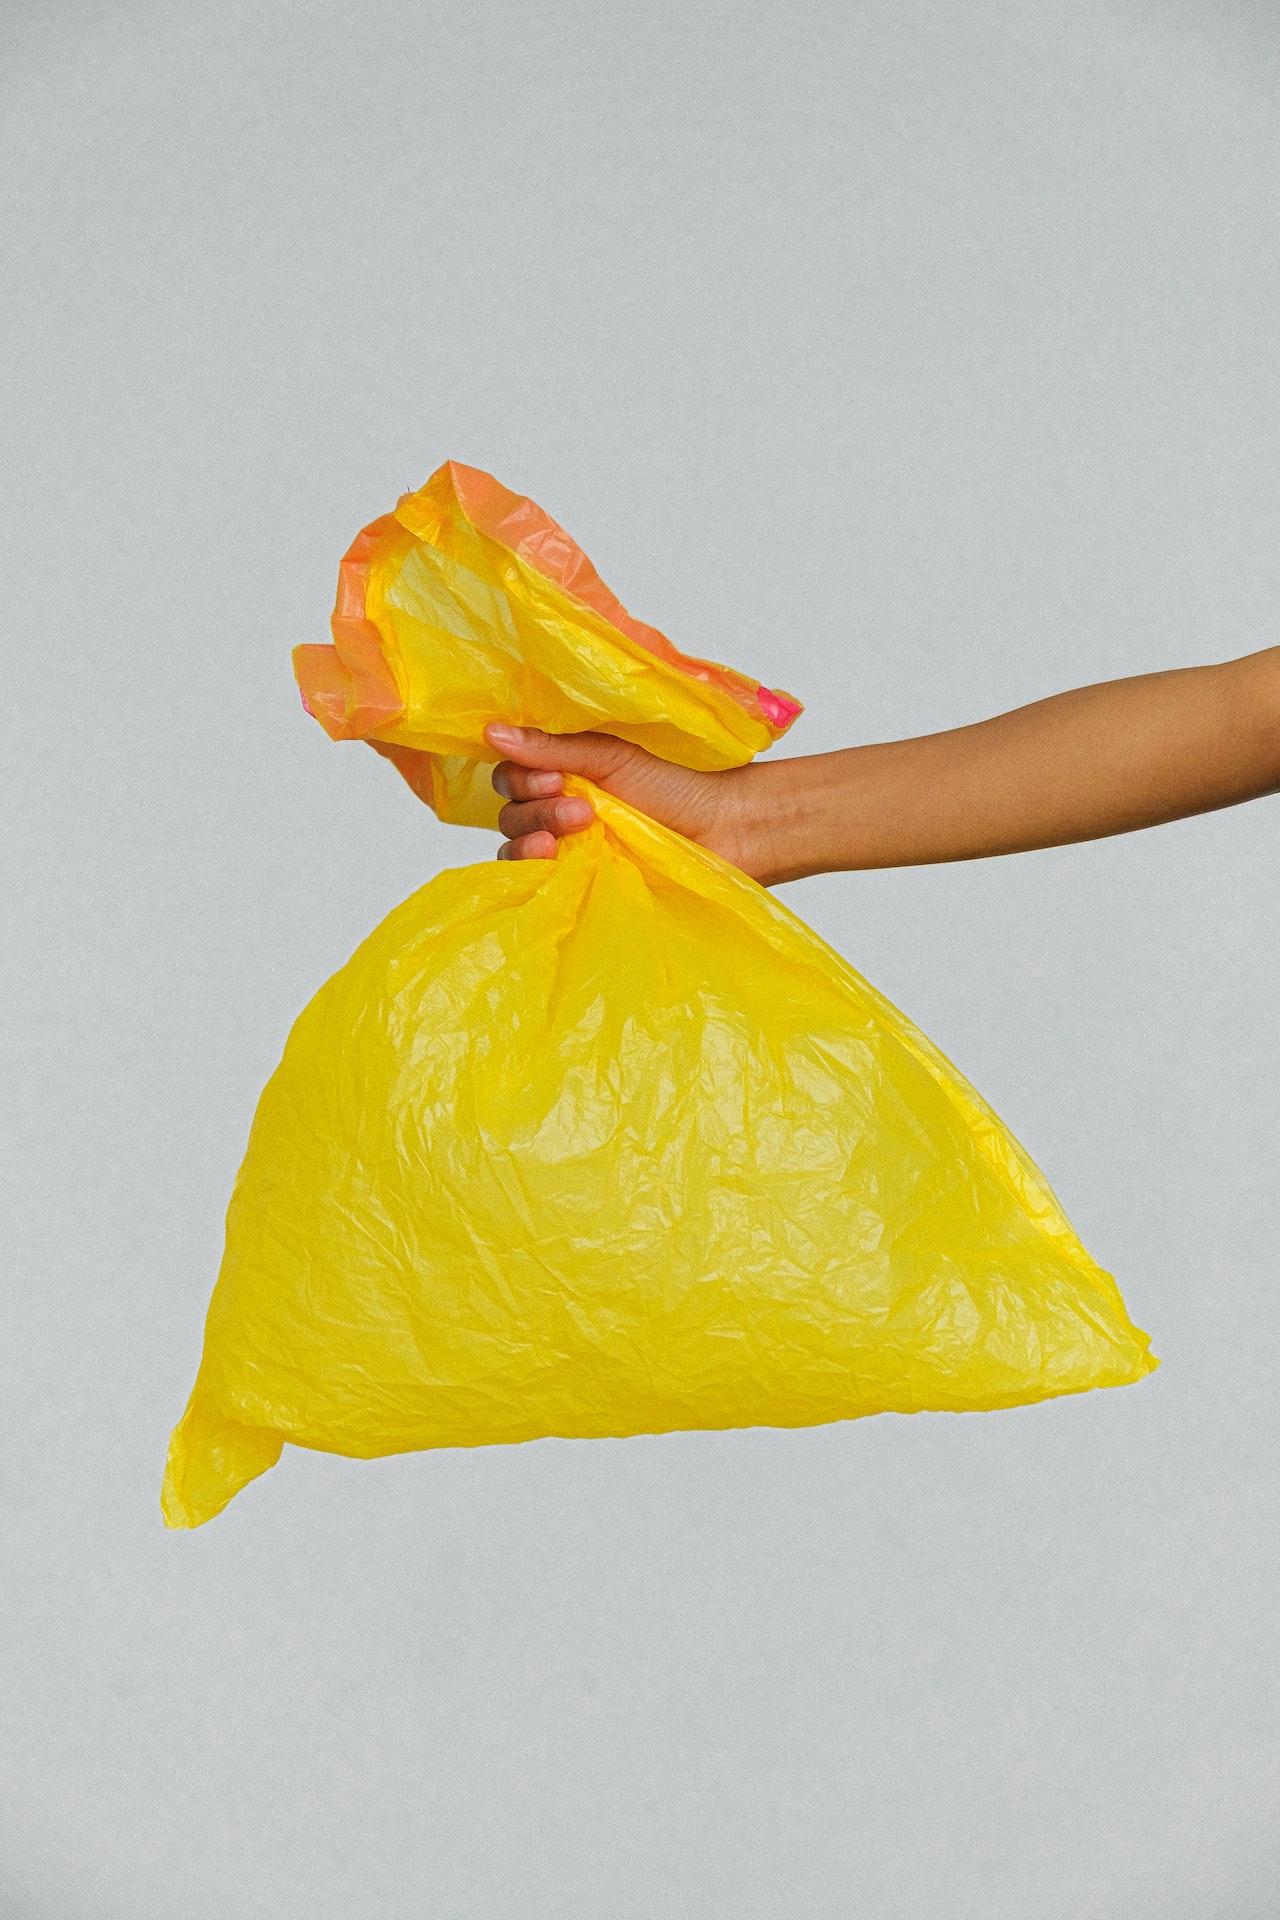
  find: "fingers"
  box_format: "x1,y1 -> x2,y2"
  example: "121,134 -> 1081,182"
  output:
497,830 -> 559,861
484,722 -> 635,780
491,762 -> 565,802
486,722 -> 621,863
497,794 -> 594,842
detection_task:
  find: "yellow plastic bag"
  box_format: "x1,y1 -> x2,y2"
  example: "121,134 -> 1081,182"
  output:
162,462 -> 1155,1528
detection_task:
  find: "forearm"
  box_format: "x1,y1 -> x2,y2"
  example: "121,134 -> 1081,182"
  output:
745,647 -> 1280,885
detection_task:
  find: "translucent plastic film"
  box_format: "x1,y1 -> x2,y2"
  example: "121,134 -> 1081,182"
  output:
163,463 -> 1154,1527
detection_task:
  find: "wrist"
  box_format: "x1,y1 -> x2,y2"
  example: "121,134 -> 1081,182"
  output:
722,756 -> 810,887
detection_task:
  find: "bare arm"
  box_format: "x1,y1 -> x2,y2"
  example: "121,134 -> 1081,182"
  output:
483,646 -> 1280,885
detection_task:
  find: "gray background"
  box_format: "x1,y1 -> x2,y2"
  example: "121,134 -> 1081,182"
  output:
2,1 -> 1278,1914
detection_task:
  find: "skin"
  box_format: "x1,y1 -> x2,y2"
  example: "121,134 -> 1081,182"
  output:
483,645 -> 1280,886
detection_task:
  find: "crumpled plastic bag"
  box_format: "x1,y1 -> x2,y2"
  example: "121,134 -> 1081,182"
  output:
162,460 -> 1155,1528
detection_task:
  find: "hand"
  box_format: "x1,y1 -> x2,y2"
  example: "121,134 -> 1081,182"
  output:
485,724 -> 769,878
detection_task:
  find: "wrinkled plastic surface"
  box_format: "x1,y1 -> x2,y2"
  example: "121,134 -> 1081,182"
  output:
163,462 -> 1155,1527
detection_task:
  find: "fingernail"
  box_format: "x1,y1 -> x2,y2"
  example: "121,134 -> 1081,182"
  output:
486,722 -> 523,746
558,799 -> 593,829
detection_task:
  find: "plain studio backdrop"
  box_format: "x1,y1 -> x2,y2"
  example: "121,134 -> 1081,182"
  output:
2,1 -> 1278,1915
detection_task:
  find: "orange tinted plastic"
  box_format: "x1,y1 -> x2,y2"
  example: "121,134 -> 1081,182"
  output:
438,462 -> 803,733
294,463 -> 802,748
294,515 -> 404,739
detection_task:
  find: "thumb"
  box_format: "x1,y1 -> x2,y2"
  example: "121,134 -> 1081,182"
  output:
483,723 -> 639,781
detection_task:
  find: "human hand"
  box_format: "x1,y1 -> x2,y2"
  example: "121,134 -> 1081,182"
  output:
485,723 -> 771,879
382,649 -> 1280,889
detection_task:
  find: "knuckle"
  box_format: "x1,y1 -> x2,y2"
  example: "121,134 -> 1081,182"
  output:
499,799 -> 552,837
